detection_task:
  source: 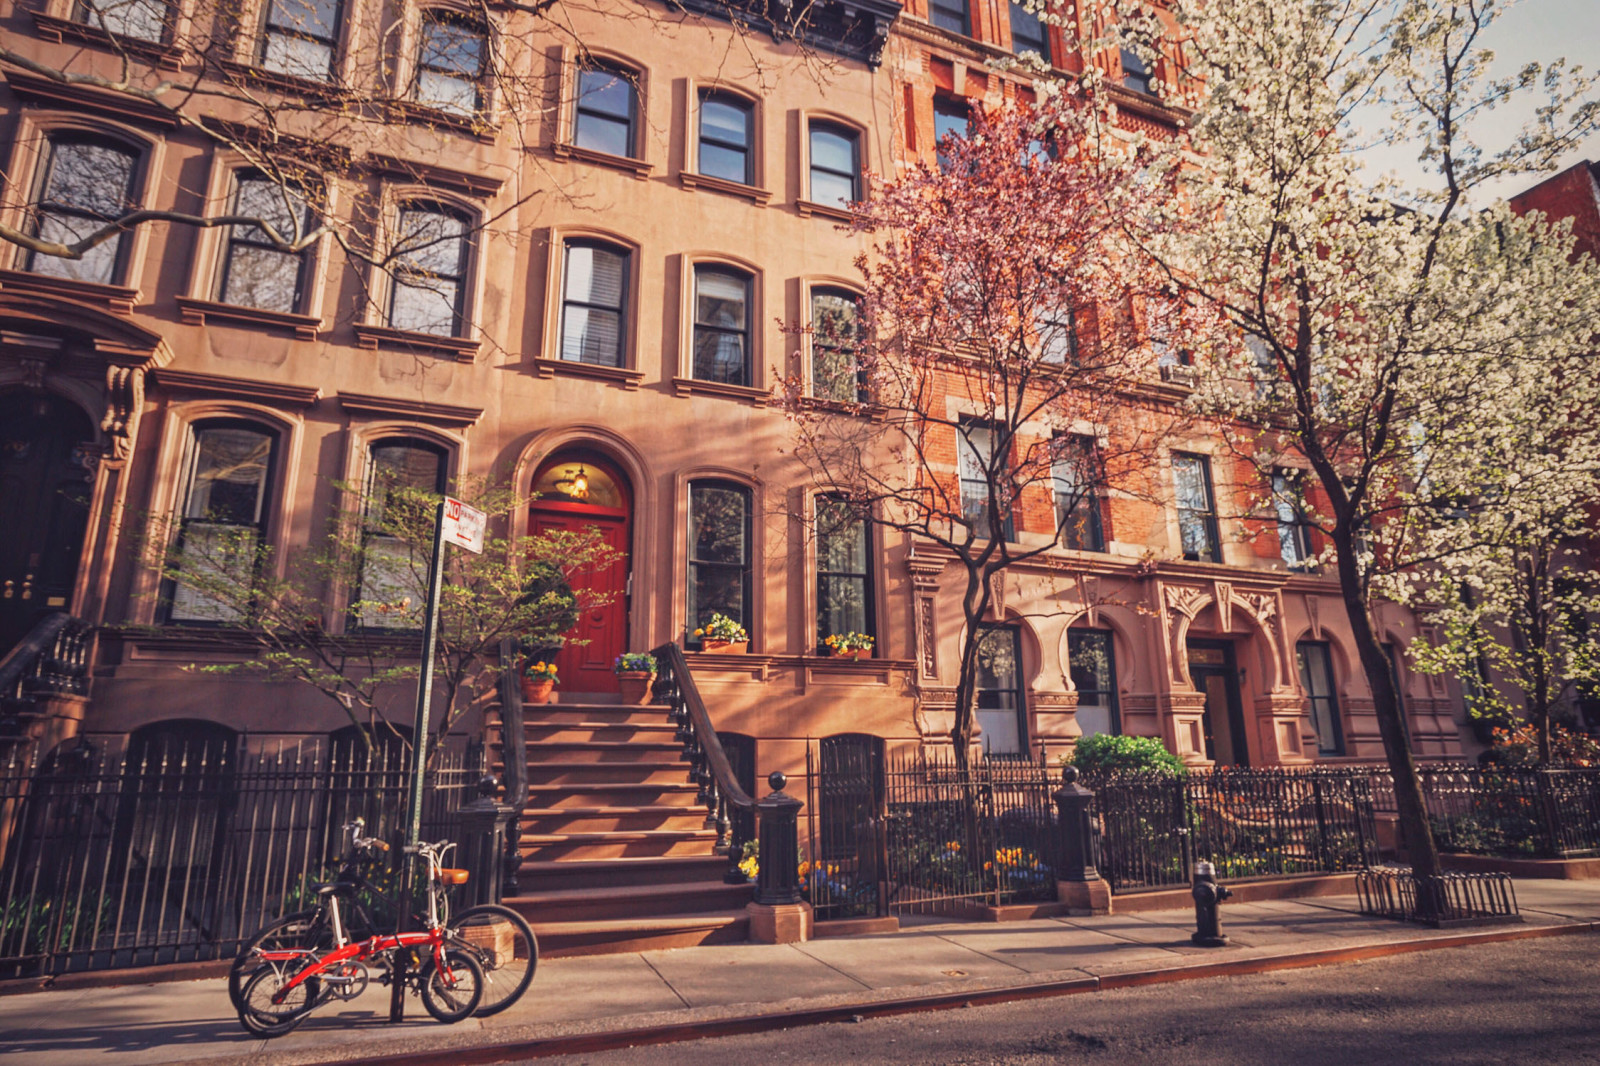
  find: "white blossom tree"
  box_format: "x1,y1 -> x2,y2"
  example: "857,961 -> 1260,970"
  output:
1069,0 -> 1600,882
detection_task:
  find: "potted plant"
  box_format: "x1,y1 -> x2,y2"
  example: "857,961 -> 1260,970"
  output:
693,613 -> 748,654
822,632 -> 874,660
613,652 -> 658,705
521,660 -> 558,704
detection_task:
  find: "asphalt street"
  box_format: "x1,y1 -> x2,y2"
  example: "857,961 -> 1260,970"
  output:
528,935 -> 1600,1066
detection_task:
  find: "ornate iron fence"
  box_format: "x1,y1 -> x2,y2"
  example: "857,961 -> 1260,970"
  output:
0,737 -> 479,979
1368,766 -> 1600,858
1087,768 -> 1380,894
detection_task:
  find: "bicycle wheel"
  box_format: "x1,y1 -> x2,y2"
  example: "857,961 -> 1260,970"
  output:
418,948 -> 484,1023
239,965 -> 321,1038
444,904 -> 537,1017
229,909 -> 332,1012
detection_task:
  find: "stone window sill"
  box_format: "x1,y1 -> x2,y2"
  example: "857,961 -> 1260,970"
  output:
679,171 -> 771,205
552,142 -> 653,180
353,323 -> 479,361
532,357 -> 645,390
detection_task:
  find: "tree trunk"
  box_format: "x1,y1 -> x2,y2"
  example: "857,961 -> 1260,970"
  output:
1330,530 -> 1443,883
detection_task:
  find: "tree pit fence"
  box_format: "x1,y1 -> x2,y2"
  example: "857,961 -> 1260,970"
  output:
0,738 -> 480,980
1087,767 -> 1380,894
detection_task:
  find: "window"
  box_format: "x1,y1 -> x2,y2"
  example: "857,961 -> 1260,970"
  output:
1038,306 -> 1078,365
933,98 -> 970,173
810,288 -> 863,403
217,175 -> 312,312
356,439 -> 446,630
572,65 -> 637,157
808,123 -> 860,209
698,93 -> 754,185
687,481 -> 751,644
1069,629 -> 1120,737
816,496 -> 872,653
167,424 -> 275,624
412,13 -> 487,116
26,137 -> 139,285
959,423 -> 1014,541
260,0 -> 342,81
1272,468 -> 1315,570
1010,2 -> 1047,58
387,205 -> 469,336
976,625 -> 1025,755
1173,452 -> 1220,562
692,266 -> 751,385
1121,46 -> 1154,95
560,241 -> 628,366
928,0 -> 969,35
1053,437 -> 1105,552
74,0 -> 166,40
1296,641 -> 1344,756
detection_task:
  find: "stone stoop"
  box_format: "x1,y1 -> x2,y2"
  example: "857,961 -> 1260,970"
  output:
496,698 -> 753,957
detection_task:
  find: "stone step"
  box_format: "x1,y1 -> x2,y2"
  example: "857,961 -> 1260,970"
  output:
524,914 -> 749,959
519,828 -> 721,861
524,741 -> 684,765
522,805 -> 711,834
516,854 -> 732,892
521,722 -> 680,745
508,880 -> 754,924
523,782 -> 703,808
524,761 -> 691,787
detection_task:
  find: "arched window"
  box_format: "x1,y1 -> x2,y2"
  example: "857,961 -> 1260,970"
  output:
412,12 -> 487,115
120,720 -> 239,900
355,438 -> 447,630
387,204 -> 471,336
166,421 -> 277,624
1067,627 -> 1119,737
217,173 -> 314,312
560,240 -> 629,366
686,479 -> 751,645
697,91 -> 754,185
572,63 -> 639,158
26,136 -> 140,285
807,123 -> 860,209
692,265 -> 752,385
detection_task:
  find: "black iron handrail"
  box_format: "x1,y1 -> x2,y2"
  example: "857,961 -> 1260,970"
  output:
0,613 -> 90,717
651,641 -> 757,882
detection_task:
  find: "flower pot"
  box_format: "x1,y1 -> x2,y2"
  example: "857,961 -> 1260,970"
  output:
828,648 -> 869,661
702,639 -> 748,654
521,677 -> 555,704
616,671 -> 656,705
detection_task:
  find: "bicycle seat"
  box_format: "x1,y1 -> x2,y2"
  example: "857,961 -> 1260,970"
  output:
312,880 -> 359,897
438,868 -> 469,886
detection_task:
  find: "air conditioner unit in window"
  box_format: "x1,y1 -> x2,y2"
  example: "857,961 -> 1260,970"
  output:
1160,363 -> 1197,387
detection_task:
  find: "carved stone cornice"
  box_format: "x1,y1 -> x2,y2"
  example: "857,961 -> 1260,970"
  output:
1238,591 -> 1279,625
152,368 -> 322,407
1,68 -> 178,129
337,392 -> 483,427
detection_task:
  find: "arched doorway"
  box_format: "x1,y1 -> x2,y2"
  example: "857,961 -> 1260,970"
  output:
0,391 -> 96,654
529,451 -> 632,694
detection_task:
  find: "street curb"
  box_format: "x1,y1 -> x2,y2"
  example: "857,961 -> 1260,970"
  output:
258,919 -> 1598,1066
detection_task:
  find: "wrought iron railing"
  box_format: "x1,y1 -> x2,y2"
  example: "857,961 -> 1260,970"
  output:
650,642 -> 760,885
1086,767 -> 1379,894
0,614 -> 91,729
1368,765 -> 1600,859
0,737 -> 480,979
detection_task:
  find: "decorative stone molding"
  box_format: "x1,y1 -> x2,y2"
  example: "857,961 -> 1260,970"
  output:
916,595 -> 938,679
337,391 -> 483,427
101,365 -> 143,461
1213,581 -> 1234,632
1239,591 -> 1278,626
1305,593 -> 1322,640
152,368 -> 322,407
1164,584 -> 1207,619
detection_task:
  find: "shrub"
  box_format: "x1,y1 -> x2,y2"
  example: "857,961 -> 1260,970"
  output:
1067,733 -> 1187,777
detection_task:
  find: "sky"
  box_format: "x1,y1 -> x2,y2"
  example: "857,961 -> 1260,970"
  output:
1349,0 -> 1600,203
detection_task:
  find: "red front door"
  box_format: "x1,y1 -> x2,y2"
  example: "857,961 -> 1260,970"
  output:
529,503 -> 629,694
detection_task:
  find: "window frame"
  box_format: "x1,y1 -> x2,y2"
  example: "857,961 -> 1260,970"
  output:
1272,467 -> 1316,571
808,285 -> 865,403
410,10 -> 489,117
1172,451 -> 1221,563
354,437 -> 449,632
1068,628 -> 1121,736
696,91 -> 755,186
1295,640 -> 1344,756
933,97 -> 971,173
25,134 -> 142,285
1053,435 -> 1106,552
1009,1 -> 1048,59
807,121 -> 861,210
686,479 -> 753,649
72,0 -> 169,42
959,420 -> 1015,543
690,263 -> 753,386
928,0 -> 970,36
385,201 -> 473,338
558,238 -> 630,368
162,420 -> 280,626
1120,46 -> 1155,95
571,62 -> 640,159
215,171 -> 313,313
814,494 -> 875,655
258,0 -> 345,82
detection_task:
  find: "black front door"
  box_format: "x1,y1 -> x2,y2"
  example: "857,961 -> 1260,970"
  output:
1188,640 -> 1250,766
0,392 -> 96,653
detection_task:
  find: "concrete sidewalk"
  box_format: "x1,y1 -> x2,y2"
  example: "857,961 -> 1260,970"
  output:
2,880 -> 1597,1066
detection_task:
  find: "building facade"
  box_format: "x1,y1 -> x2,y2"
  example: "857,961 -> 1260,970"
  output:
0,0 -> 1475,785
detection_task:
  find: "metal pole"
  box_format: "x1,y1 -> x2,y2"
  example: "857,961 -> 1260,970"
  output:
391,499 -> 448,1024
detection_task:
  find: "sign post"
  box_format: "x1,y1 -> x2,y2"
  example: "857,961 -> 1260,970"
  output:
390,495 -> 485,1023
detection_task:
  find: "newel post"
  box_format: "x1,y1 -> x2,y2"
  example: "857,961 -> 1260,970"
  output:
458,774 -> 515,907
1054,766 -> 1111,915
747,772 -> 812,943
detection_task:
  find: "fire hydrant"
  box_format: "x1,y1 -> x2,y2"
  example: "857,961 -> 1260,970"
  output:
1190,860 -> 1232,947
